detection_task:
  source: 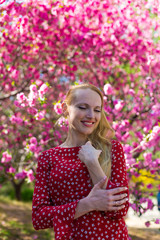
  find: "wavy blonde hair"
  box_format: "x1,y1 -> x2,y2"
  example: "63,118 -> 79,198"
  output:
64,83 -> 115,178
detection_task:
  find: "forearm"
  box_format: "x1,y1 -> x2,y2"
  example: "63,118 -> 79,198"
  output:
86,161 -> 106,188
74,197 -> 93,219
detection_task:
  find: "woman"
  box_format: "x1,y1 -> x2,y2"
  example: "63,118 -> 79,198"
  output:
32,83 -> 129,240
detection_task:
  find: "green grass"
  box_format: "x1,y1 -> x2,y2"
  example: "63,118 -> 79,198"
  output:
0,195 -> 54,240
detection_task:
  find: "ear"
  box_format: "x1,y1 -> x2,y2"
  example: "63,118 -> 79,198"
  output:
61,102 -> 68,117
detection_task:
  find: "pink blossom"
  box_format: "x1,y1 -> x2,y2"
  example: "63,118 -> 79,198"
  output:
38,83 -> 49,100
35,111 -> 45,120
112,122 -> 119,130
121,120 -> 130,128
0,166 -> 3,171
1,152 -> 12,163
33,235 -> 38,240
125,156 -> 136,167
27,91 -> 37,106
29,137 -> 37,145
57,117 -> 68,126
133,172 -> 140,177
151,104 -> 160,116
147,54 -> 154,65
145,221 -> 151,227
122,132 -> 130,141
54,130 -> 62,139
10,115 -> 23,125
27,107 -> 38,115
153,125 -> 160,134
148,126 -> 160,141
140,140 -> 149,150
139,198 -> 146,204
29,144 -> 37,152
143,152 -> 152,166
147,184 -> 153,189
54,103 -> 63,115
155,219 -> 160,224
30,84 -> 37,93
133,163 -> 139,168
135,131 -> 143,140
14,100 -> 22,108
17,92 -> 27,103
147,199 -> 154,210
128,89 -> 135,96
27,169 -> 35,182
0,1 -> 6,5
15,170 -> 27,179
114,101 -> 124,111
6,167 -> 16,173
123,144 -> 133,153
130,203 -> 138,211
103,83 -> 113,95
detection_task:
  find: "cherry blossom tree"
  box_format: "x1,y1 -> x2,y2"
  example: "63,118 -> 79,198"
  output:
0,0 -> 160,225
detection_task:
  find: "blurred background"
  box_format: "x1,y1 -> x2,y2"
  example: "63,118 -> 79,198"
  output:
0,0 -> 160,239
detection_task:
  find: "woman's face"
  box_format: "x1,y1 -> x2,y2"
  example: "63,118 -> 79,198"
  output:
66,88 -> 102,137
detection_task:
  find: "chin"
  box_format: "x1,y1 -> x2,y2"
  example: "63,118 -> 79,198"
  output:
78,129 -> 94,136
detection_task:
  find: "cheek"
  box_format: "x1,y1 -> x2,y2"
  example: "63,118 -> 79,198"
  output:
68,110 -> 82,122
95,115 -> 101,127
97,114 -> 101,122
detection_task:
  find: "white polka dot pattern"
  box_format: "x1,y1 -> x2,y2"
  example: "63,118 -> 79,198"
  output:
32,140 -> 129,239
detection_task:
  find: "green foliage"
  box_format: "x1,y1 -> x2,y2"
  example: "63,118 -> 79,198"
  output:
21,185 -> 34,202
0,182 -> 34,202
0,182 -> 15,200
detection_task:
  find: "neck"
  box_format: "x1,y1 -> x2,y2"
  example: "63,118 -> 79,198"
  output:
63,131 -> 88,147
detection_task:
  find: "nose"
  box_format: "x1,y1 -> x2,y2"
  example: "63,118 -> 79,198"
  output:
86,109 -> 94,118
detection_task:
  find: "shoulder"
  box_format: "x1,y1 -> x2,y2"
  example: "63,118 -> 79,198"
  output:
111,139 -> 124,153
38,148 -> 54,159
37,148 -> 57,167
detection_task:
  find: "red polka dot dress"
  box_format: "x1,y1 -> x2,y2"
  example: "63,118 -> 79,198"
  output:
32,140 -> 129,239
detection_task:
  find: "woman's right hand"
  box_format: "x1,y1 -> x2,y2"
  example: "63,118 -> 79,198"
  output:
87,177 -> 128,212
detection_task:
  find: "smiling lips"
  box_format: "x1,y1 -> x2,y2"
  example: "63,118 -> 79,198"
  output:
81,121 -> 95,127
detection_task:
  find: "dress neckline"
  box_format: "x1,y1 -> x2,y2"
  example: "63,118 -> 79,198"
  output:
55,145 -> 81,150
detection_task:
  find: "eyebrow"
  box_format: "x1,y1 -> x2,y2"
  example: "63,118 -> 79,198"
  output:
77,103 -> 102,108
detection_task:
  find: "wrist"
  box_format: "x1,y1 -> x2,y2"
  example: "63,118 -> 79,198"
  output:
85,159 -> 99,168
82,196 -> 95,212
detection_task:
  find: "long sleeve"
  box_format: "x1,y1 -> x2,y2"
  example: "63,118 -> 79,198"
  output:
104,140 -> 129,219
32,151 -> 79,240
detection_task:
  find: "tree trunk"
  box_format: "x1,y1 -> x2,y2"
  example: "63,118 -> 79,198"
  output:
11,179 -> 25,201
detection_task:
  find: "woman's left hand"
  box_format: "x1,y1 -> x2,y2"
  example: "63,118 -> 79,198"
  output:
78,141 -> 102,167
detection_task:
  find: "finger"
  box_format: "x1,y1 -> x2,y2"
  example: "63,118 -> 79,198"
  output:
108,187 -> 128,195
85,141 -> 92,145
96,149 -> 102,154
112,193 -> 128,201
106,205 -> 125,212
113,198 -> 128,206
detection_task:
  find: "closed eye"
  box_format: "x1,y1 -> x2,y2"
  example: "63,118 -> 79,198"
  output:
78,106 -> 86,110
78,107 -> 101,112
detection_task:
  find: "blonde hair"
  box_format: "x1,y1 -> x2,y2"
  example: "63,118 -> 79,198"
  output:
64,83 -> 115,178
